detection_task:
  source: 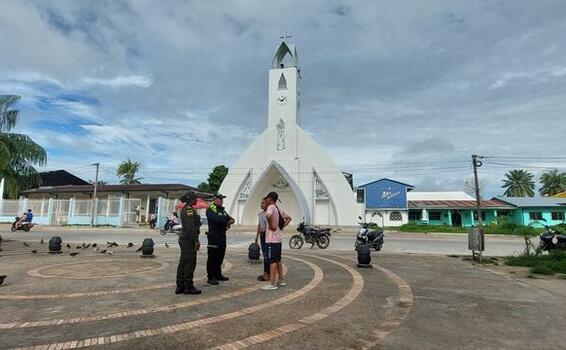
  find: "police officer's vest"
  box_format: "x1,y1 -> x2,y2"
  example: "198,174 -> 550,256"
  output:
209,204 -> 226,216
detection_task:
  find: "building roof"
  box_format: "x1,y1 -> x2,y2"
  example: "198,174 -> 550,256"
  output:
358,178 -> 415,189
493,196 -> 566,208
38,170 -> 89,187
408,199 -> 513,210
407,191 -> 474,201
23,183 -> 213,198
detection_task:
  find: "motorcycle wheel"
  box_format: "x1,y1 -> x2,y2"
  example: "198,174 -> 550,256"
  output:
375,244 -> 382,251
24,226 -> 31,232
316,234 -> 330,249
10,226 -> 16,232
289,235 -> 304,249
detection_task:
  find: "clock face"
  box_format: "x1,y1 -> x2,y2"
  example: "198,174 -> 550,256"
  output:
276,95 -> 288,105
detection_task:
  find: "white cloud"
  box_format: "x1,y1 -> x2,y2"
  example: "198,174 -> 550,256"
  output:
82,75 -> 153,88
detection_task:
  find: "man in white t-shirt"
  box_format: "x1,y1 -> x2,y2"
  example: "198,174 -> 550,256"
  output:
262,191 -> 292,291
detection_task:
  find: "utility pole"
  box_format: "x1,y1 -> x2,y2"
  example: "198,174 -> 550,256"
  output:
472,155 -> 483,227
471,154 -> 484,262
90,163 -> 100,227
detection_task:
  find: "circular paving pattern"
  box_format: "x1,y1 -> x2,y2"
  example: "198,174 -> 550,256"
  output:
0,250 -> 413,350
27,259 -> 168,279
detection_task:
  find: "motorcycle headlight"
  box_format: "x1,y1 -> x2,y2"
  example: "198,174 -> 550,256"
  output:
552,236 -> 559,245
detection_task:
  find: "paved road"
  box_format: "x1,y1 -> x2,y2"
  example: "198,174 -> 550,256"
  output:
0,227 -> 529,256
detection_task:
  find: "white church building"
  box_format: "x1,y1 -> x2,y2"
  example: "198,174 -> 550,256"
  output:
219,40 -> 358,225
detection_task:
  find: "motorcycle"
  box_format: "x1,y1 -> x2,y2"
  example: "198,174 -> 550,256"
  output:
536,223 -> 566,254
289,221 -> 332,249
159,218 -> 181,235
355,217 -> 384,251
11,217 -> 34,232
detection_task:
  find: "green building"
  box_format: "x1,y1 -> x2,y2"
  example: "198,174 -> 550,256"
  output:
407,191 -> 513,227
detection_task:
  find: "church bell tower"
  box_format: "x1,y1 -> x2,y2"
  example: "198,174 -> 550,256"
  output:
268,40 -> 301,155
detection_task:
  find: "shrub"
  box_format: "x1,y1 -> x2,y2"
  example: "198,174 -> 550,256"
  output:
506,251 -> 566,275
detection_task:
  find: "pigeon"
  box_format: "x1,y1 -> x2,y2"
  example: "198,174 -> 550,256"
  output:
0,275 -> 6,286
94,247 -> 99,252
31,250 -> 38,254
76,246 -> 82,249
107,242 -> 118,248
82,243 -> 90,249
127,242 -> 134,248
136,246 -> 143,253
100,249 -> 108,254
70,252 -> 80,257
107,251 -> 114,255
66,243 -> 71,249
165,243 -> 169,248
23,242 -> 30,247
40,239 -> 44,244
92,243 -> 97,248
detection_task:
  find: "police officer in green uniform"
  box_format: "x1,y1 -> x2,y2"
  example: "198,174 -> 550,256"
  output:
206,194 -> 234,285
175,191 -> 202,295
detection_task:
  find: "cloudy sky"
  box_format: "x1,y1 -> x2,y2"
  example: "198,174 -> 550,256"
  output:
1,0 -> 566,197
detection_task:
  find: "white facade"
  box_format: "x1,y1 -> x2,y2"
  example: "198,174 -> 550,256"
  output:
219,41 -> 358,225
361,208 -> 409,227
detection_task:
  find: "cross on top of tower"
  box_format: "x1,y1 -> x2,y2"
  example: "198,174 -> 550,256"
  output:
279,32 -> 292,41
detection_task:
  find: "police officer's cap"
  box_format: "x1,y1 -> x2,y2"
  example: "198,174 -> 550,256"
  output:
213,193 -> 226,200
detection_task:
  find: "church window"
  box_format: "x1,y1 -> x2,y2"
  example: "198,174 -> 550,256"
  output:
315,173 -> 330,200
278,74 -> 287,90
390,211 -> 402,221
238,173 -> 252,200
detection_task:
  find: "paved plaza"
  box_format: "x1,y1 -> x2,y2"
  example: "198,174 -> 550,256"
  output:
1,237 -> 565,350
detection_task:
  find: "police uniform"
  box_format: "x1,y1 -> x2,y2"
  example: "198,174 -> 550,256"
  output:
206,202 -> 233,284
175,198 -> 202,295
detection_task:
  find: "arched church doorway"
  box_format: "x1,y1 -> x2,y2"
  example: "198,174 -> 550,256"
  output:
237,162 -> 310,225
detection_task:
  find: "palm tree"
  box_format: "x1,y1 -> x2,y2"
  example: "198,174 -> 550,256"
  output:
501,169 -> 535,197
0,95 -> 47,198
116,159 -> 142,184
539,169 -> 566,196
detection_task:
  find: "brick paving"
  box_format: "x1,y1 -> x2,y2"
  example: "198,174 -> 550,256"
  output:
1,239 -> 565,349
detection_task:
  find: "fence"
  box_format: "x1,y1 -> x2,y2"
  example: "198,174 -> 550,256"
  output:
0,198 -> 142,226
155,198 -> 207,229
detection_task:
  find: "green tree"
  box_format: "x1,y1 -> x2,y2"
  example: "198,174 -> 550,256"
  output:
539,169 -> 566,196
0,95 -> 47,198
116,158 -> 142,184
501,169 -> 535,197
197,165 -> 228,193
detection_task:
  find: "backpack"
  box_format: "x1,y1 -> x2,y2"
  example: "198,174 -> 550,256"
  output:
274,205 -> 285,230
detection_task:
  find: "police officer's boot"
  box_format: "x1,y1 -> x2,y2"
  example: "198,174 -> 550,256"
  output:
184,285 -> 202,295
175,285 -> 184,295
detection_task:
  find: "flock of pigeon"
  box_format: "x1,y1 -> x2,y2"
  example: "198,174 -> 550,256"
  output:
0,239 -> 171,287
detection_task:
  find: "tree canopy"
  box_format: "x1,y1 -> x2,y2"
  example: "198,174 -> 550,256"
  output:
0,95 -> 47,198
501,169 -> 535,197
197,165 -> 228,193
539,169 -> 566,196
116,159 -> 142,184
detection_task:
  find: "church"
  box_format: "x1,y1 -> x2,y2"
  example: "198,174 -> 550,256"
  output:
219,40 -> 358,225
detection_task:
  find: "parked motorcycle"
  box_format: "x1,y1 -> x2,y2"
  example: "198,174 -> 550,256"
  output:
355,217 -> 384,251
289,221 -> 332,249
11,217 -> 34,232
536,223 -> 566,254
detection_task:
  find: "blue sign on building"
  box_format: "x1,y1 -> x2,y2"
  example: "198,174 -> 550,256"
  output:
358,179 -> 414,209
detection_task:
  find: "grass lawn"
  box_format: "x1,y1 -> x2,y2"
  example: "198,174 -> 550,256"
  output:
505,251 -> 566,275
